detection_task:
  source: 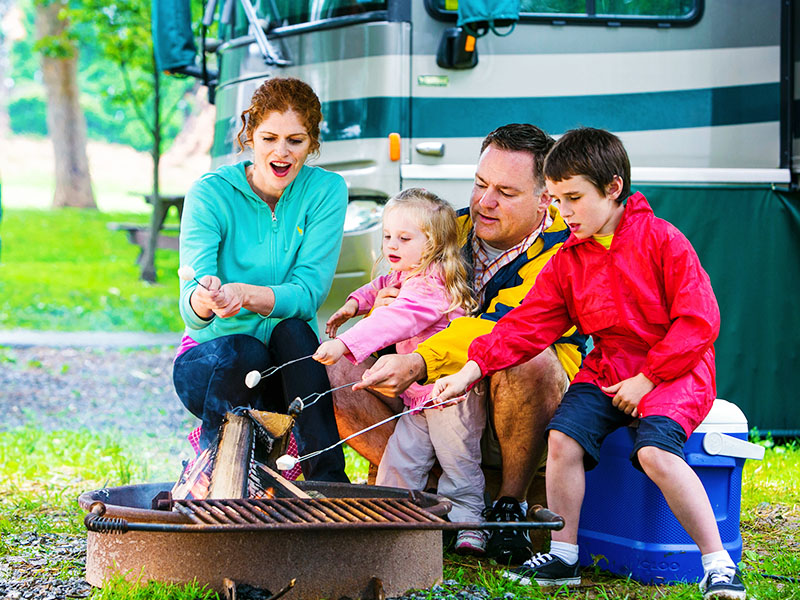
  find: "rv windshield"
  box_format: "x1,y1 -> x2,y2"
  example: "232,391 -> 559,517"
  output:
428,0 -> 698,22
234,0 -> 387,33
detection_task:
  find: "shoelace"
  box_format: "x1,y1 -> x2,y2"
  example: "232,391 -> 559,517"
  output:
523,553 -> 555,568
458,530 -> 487,542
707,566 -> 737,586
481,501 -> 524,522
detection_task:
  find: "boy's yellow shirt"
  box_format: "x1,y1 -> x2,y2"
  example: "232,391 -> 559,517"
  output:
593,233 -> 614,249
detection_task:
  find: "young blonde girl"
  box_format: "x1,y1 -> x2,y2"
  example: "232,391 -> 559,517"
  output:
314,188 -> 488,553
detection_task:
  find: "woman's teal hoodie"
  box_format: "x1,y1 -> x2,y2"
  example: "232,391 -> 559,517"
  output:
178,161 -> 348,345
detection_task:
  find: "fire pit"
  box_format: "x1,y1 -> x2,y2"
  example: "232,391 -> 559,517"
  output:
79,481 -> 450,598
79,481 -> 564,599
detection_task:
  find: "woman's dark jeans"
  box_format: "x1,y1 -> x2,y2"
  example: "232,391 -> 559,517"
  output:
173,318 -> 348,482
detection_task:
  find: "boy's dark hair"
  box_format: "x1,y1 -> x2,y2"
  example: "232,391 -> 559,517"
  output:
544,127 -> 631,202
481,123 -> 555,192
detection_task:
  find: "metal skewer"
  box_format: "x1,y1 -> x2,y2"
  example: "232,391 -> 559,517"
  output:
178,265 -> 211,290
245,354 -> 316,388
276,397 -> 456,471
288,380 -> 361,415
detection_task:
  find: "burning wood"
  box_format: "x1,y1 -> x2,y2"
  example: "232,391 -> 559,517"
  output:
172,410 -> 304,501
209,412 -> 253,499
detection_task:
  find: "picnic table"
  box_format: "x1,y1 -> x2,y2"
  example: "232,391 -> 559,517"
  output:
108,194 -> 184,265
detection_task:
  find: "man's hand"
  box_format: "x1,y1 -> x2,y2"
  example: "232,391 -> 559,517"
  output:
374,285 -> 400,309
326,298 -> 359,338
431,360 -> 483,403
313,339 -> 348,365
602,372 -> 655,417
353,353 -> 427,396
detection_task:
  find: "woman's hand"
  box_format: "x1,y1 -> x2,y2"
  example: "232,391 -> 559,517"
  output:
313,339 -> 348,365
602,373 -> 655,418
325,298 -> 359,338
189,275 -> 224,319
431,360 -> 483,403
213,283 -> 246,318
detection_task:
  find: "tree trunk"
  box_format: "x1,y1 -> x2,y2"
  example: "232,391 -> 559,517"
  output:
140,54 -> 162,282
35,0 -> 96,209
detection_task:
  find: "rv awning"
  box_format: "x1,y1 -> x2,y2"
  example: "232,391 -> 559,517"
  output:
152,0 -> 197,72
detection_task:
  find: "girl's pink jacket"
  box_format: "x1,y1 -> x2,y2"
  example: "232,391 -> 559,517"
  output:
468,192 -> 720,437
338,269 -> 464,408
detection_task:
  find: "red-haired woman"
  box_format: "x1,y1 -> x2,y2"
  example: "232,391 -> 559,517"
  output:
174,77 -> 348,482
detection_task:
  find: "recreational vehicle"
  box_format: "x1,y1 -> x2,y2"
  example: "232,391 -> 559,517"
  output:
154,0 -> 800,435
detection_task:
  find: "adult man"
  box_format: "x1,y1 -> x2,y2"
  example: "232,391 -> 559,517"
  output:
329,124 -> 586,563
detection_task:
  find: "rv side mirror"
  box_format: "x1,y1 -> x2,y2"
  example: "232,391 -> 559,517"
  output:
436,27 -> 478,70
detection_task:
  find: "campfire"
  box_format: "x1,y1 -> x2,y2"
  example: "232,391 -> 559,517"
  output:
80,409 -> 564,599
169,409 -> 298,502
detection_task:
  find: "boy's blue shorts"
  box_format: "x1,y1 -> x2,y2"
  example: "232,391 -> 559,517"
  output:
546,382 -> 687,472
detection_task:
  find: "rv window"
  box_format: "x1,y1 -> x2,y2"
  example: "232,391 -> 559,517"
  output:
232,0 -> 387,35
427,0 -> 700,25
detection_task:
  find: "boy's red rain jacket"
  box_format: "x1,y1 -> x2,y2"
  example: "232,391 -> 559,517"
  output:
468,192 -> 720,437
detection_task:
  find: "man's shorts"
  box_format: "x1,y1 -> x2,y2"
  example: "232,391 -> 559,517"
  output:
480,347 -> 569,470
546,382 -> 687,472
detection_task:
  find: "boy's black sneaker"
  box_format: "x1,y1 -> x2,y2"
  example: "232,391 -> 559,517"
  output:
700,566 -> 746,600
502,552 -> 581,587
481,496 -> 532,564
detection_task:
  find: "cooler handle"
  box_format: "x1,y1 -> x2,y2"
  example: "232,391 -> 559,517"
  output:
702,432 -> 765,460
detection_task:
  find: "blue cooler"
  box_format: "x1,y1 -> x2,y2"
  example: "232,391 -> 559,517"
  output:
577,399 -> 764,584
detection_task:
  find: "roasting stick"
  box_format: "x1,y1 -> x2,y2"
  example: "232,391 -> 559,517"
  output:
275,397 -> 455,471
177,265 -> 212,290
244,354 -> 316,388
286,380 -> 361,415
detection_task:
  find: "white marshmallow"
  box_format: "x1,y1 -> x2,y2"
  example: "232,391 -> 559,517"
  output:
276,454 -> 298,471
245,370 -> 262,389
178,265 -> 196,281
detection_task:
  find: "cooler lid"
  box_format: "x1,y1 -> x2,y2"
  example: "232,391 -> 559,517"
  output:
694,399 -> 749,433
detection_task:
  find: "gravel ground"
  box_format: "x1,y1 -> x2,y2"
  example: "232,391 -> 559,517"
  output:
0,343 -> 197,600
0,344 -> 193,439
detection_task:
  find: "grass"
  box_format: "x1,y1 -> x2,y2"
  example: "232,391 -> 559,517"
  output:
0,205 -> 797,597
1,425 -> 798,599
0,208 -> 183,332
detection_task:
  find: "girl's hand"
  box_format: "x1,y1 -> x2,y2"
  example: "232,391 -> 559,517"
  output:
602,373 -> 655,418
431,360 -> 483,403
313,339 -> 348,365
326,298 -> 359,338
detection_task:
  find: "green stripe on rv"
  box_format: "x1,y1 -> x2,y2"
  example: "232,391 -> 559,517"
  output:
211,83 -> 778,157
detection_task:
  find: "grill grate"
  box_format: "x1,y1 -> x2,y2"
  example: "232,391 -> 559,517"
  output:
171,497 -> 448,530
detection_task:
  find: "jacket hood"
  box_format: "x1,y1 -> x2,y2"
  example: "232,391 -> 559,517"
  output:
212,162 -> 262,204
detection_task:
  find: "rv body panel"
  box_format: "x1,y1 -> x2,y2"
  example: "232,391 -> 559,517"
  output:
407,0 -> 783,202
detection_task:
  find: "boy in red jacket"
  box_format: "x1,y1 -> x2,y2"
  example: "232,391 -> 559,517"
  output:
433,128 -> 745,600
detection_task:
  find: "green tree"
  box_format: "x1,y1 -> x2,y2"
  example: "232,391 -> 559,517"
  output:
72,0 -> 193,281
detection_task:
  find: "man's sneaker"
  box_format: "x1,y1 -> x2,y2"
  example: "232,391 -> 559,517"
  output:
454,529 -> 488,555
481,496 -> 532,564
503,552 -> 581,587
700,565 -> 746,600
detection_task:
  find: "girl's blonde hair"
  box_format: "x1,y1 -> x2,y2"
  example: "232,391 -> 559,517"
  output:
382,188 -> 478,315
